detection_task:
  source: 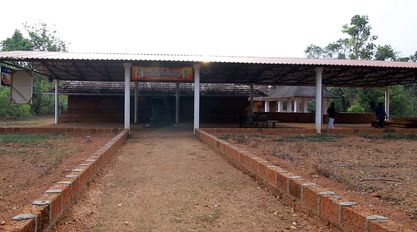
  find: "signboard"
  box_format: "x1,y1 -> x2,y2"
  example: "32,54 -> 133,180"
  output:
131,66 -> 193,81
11,70 -> 33,104
1,67 -> 12,86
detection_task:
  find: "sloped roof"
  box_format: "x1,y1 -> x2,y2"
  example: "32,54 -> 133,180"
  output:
256,86 -> 336,100
1,51 -> 417,87
53,81 -> 265,97
1,51 -> 416,68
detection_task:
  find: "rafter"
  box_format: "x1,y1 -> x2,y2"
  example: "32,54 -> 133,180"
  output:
0,61 -> 49,77
71,62 -> 86,80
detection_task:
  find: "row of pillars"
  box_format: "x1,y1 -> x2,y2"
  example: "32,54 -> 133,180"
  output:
53,65 -> 391,134
264,99 -> 310,113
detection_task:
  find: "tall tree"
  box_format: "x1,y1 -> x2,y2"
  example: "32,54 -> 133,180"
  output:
304,15 -> 417,116
23,23 -> 66,52
305,15 -> 378,60
342,15 -> 378,60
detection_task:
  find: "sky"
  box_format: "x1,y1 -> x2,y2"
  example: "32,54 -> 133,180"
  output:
0,0 -> 416,58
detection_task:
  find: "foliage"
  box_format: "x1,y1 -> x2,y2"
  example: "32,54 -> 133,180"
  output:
342,15 -> 378,60
347,104 -> 365,113
0,23 -> 67,118
375,45 -> 397,61
0,88 -> 32,118
23,23 -> 67,52
305,15 -> 417,116
0,30 -> 33,51
359,133 -> 417,140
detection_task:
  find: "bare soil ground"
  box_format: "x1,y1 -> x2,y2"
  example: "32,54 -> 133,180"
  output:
53,129 -> 332,232
218,132 -> 417,229
0,133 -> 112,225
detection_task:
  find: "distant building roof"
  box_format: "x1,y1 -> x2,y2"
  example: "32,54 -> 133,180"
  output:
255,86 -> 336,100
52,81 -> 265,97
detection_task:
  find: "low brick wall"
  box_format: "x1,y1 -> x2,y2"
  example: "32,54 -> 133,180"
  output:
2,129 -> 129,232
0,127 -> 123,135
202,127 -> 417,135
253,112 -> 375,124
196,129 -> 412,232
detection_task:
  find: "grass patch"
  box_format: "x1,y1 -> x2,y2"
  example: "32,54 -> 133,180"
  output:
275,134 -> 342,142
0,134 -> 58,143
360,133 -> 417,140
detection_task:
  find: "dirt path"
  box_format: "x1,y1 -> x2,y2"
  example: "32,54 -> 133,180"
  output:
53,129 -> 331,231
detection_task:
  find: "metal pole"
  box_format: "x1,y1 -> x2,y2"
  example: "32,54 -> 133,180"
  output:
249,84 -> 254,114
385,86 -> 390,120
315,67 -> 323,134
134,81 -> 138,124
54,80 -> 59,125
123,63 -> 132,130
193,65 -> 200,133
175,82 -> 180,124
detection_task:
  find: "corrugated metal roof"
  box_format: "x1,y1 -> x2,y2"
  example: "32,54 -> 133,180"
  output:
1,51 -> 417,68
1,51 -> 417,87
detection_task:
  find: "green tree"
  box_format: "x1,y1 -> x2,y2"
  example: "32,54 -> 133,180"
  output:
0,23 -> 67,118
375,44 -> 397,61
305,15 -> 417,116
0,30 -> 33,51
305,15 -> 378,60
23,23 -> 67,52
342,15 -> 378,60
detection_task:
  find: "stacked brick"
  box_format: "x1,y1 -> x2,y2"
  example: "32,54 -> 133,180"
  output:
196,129 -> 412,232
2,129 -> 129,232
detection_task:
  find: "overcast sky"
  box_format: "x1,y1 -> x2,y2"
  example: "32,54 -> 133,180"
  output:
0,0 -> 416,58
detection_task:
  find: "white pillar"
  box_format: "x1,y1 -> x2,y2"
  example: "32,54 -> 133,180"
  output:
123,63 -> 132,130
249,84 -> 254,114
303,99 -> 308,113
264,101 -> 270,112
277,101 -> 281,112
385,86 -> 390,119
54,80 -> 59,125
294,99 -> 298,113
315,67 -> 323,134
288,100 -> 293,112
134,81 -> 138,124
175,82 -> 180,124
193,64 -> 200,133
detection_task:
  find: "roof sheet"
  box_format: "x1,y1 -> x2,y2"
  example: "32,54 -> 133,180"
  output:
1,51 -> 417,87
1,51 -> 417,68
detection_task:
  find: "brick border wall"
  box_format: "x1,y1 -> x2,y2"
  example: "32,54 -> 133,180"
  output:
0,127 -> 123,135
196,129 -> 413,232
2,129 -> 129,232
202,127 -> 417,135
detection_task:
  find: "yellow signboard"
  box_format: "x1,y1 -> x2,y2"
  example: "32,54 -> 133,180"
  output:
131,66 -> 193,81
